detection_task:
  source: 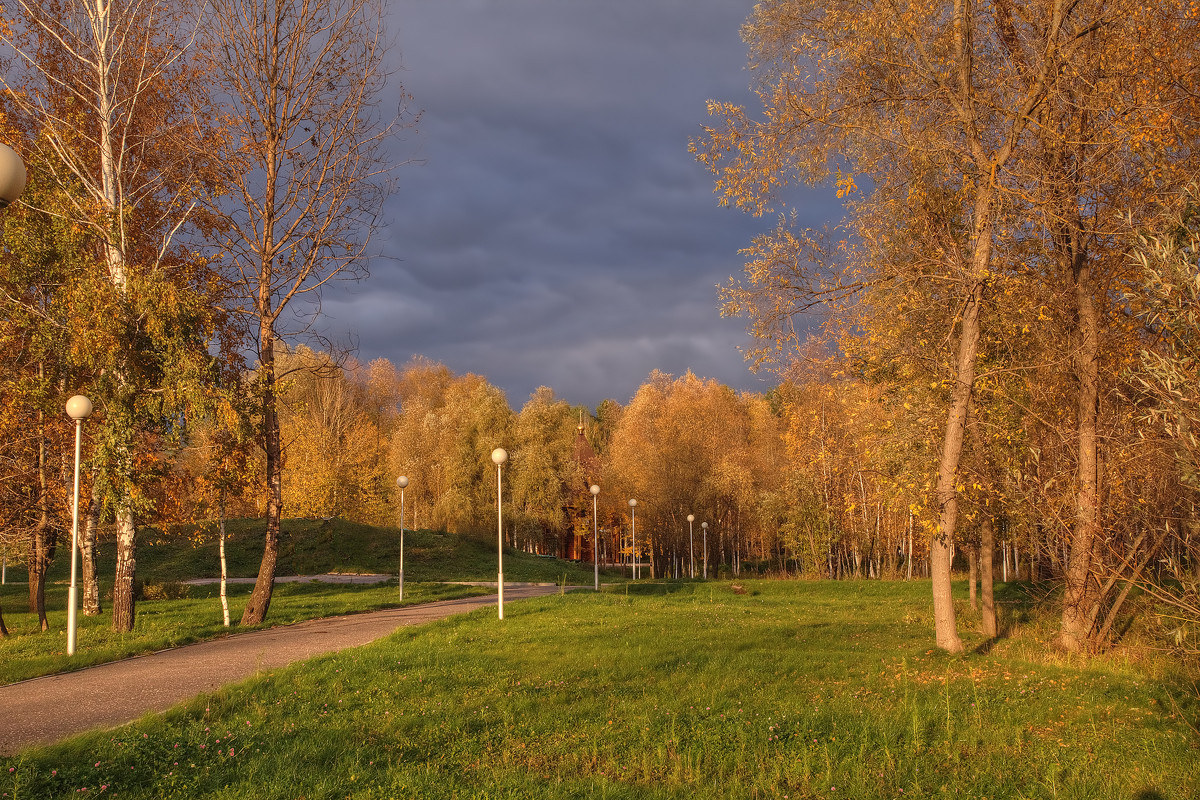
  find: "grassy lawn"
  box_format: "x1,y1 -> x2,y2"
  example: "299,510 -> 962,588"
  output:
3,580 -> 1197,798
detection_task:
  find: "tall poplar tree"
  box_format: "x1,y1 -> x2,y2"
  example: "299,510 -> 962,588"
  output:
199,0 -> 405,625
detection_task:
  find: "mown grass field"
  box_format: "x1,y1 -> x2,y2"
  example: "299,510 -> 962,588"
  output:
0,518 -> 615,683
4,580 -> 1197,799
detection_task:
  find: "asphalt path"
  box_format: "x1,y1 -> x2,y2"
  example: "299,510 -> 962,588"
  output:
0,584 -> 562,756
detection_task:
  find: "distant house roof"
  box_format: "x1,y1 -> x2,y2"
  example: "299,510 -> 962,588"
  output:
572,413 -> 599,481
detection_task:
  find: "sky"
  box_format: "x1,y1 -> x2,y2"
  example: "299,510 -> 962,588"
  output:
318,0 -> 839,410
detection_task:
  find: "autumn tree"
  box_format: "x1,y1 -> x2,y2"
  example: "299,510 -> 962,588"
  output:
275,347 -> 393,524
200,0 -> 406,625
509,387 -> 579,556
1013,1 -> 1200,652
388,358 -> 513,537
0,142 -> 84,631
606,371 -> 778,578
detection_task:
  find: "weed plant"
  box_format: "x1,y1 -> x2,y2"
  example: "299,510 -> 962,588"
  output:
4,580 -> 1197,798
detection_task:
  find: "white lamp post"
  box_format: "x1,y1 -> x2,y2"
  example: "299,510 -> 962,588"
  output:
492,448 -> 508,619
65,394 -> 93,656
396,476 -> 409,600
0,147 -> 22,591
590,484 -> 600,591
628,498 -> 637,580
702,521 -> 709,580
687,514 -> 695,579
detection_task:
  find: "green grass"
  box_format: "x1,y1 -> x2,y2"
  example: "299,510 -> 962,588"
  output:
4,580 -> 1197,798
0,579 -> 491,685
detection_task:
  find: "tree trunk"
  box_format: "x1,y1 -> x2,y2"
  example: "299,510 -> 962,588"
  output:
906,512 -> 913,580
242,332 -> 283,626
1033,524 -> 1040,581
1059,253 -> 1101,652
968,539 -> 978,610
219,497 -> 230,628
981,516 -> 997,637
110,506 -> 137,632
81,489 -> 102,616
930,278 -> 986,654
30,423 -> 56,632
720,528 -> 726,577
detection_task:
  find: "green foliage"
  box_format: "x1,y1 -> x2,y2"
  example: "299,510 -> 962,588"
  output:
4,581 -> 1197,798
1128,187 -> 1200,489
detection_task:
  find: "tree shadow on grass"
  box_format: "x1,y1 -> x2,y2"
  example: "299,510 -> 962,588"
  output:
972,585 -> 1038,654
1134,789 -> 1167,800
609,582 -> 717,599
973,637 -> 1000,656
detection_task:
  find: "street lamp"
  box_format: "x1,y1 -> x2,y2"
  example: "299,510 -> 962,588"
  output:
492,448 -> 508,619
628,498 -> 637,580
396,476 -> 409,600
590,484 -> 601,591
0,143 -> 27,209
687,514 -> 695,579
65,394 -> 92,656
701,522 -> 709,580
0,146 -> 23,596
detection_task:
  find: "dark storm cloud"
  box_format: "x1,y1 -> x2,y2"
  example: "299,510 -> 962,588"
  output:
317,0 -> 836,408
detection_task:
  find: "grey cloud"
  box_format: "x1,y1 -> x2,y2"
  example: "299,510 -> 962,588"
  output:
316,0 -> 831,407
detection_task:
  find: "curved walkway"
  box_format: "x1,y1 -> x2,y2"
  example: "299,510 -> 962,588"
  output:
0,584 -> 562,756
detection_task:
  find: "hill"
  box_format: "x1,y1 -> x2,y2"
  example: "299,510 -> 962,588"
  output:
21,517 -> 619,586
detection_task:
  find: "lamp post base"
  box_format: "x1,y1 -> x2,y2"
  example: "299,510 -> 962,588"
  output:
67,585 -> 78,656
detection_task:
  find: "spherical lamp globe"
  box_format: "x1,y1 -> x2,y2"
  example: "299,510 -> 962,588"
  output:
0,143 -> 27,208
66,395 -> 93,421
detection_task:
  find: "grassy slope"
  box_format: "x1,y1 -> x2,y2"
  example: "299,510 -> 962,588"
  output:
3,580 -> 1197,799
5,517 -> 620,585
0,518 -> 613,683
